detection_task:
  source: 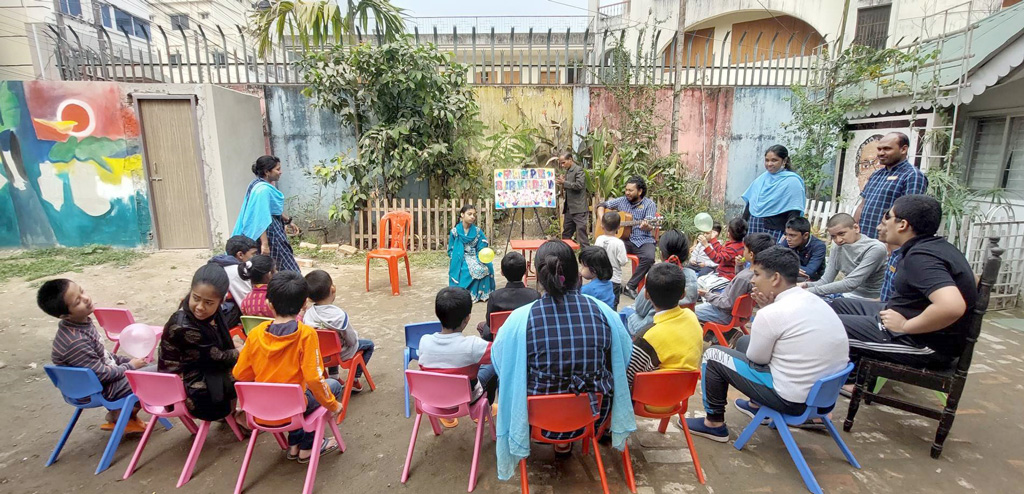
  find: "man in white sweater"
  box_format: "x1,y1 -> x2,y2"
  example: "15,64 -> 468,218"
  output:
802,213 -> 887,299
684,246 -> 849,441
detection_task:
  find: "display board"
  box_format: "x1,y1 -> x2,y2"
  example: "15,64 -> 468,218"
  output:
493,168 -> 557,209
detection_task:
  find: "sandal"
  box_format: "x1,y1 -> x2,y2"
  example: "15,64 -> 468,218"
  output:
297,437 -> 339,464
554,443 -> 573,459
286,447 -> 300,461
440,418 -> 459,428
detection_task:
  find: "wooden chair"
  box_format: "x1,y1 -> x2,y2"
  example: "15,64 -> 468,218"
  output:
843,237 -> 1003,459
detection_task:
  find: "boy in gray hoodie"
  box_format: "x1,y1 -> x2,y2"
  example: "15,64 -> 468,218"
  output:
303,270 -> 375,391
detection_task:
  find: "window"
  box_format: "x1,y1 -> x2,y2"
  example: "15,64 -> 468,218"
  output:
58,0 -> 82,17
111,7 -> 150,39
854,5 -> 892,50
200,12 -> 210,20
211,51 -> 227,67
967,115 -> 1024,193
101,5 -> 112,28
169,53 -> 182,67
171,14 -> 190,31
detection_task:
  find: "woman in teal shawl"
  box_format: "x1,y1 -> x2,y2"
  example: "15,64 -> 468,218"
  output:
448,204 -> 495,302
741,144 -> 806,243
232,156 -> 300,272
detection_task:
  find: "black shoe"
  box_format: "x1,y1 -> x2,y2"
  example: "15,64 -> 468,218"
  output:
623,287 -> 639,299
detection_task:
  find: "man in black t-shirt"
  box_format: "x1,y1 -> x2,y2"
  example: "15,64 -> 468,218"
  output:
831,195 -> 977,379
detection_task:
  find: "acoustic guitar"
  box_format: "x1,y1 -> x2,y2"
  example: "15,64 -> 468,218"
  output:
593,211 -> 664,240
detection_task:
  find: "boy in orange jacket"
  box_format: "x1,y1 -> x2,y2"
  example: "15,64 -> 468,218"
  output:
233,271 -> 342,463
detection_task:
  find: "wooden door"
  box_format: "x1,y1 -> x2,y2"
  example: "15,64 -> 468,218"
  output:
138,98 -> 211,249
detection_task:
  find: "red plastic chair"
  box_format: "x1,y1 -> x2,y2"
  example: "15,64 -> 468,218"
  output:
702,294 -> 754,347
626,255 -> 646,292
316,330 -> 377,424
366,211 -> 413,295
123,371 -> 245,487
402,370 -> 495,492
628,370 -> 705,485
233,382 -> 345,494
489,311 -> 513,337
93,307 -> 162,359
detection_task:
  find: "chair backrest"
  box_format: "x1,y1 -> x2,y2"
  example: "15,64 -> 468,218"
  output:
619,311 -> 629,328
44,365 -> 103,403
316,330 -> 342,360
732,294 -> 754,320
405,321 -> 442,351
631,370 -> 700,409
958,237 -> 1004,374
489,311 -> 512,336
803,362 -> 855,409
235,382 -> 308,424
93,307 -> 135,337
125,370 -> 188,411
377,211 -> 413,250
527,394 -> 600,434
241,315 -> 272,334
406,370 -> 472,411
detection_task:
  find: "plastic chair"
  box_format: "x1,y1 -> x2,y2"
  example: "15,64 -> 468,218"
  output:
734,363 -> 860,494
43,365 -> 173,474
628,370 -> 705,485
240,315 -> 272,335
123,371 -> 244,487
366,211 -> 413,295
702,294 -> 754,347
626,254 -> 646,292
403,321 -> 443,418
489,311 -> 512,337
233,382 -> 346,494
520,394 -> 612,494
316,330 -> 377,423
93,307 -> 163,359
402,370 -> 495,492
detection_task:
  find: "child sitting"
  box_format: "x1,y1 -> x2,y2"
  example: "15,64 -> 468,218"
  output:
594,212 -> 629,306
476,252 -> 540,341
418,287 -> 494,427
303,270 -> 375,391
695,233 -> 775,327
239,255 -> 276,318
39,279 -> 147,432
233,271 -> 343,462
579,246 -> 617,309
626,230 -> 699,336
697,217 -> 748,292
688,221 -> 721,277
209,235 -> 259,328
626,263 -> 703,387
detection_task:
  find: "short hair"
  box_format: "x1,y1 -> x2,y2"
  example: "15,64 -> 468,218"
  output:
785,216 -> 811,235
645,263 -> 685,310
37,278 -> 73,318
753,246 -> 800,284
560,151 -> 573,160
304,270 -> 334,302
601,211 -> 621,232
435,286 -> 473,329
658,229 -> 690,261
888,131 -> 910,148
226,235 -> 257,257
579,246 -> 613,281
500,251 -> 527,283
711,221 -> 723,234
826,213 -> 856,229
626,175 -> 647,198
743,233 -> 776,258
266,271 -> 308,316
727,217 -> 748,241
892,194 -> 941,236
252,155 -> 280,178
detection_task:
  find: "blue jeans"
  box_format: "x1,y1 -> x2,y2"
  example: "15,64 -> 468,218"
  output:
354,339 -> 374,378
477,364 -> 498,403
695,302 -> 732,325
288,378 -> 343,450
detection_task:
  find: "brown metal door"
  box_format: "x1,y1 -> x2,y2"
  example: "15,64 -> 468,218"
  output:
138,98 -> 211,249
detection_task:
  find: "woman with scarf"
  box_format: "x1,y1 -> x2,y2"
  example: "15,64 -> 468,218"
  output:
447,204 -> 495,302
741,145 -> 806,243
159,264 -> 245,426
625,229 -> 699,337
233,155 -> 300,273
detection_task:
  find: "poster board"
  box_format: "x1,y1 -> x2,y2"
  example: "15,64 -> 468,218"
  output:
493,168 -> 557,209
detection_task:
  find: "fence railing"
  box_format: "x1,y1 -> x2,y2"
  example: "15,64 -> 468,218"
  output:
349,197 -> 495,252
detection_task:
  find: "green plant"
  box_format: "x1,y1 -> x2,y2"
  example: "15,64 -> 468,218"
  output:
483,121 -> 544,169
250,0 -> 406,57
0,245 -> 147,283
648,154 -> 722,236
579,128 -> 622,202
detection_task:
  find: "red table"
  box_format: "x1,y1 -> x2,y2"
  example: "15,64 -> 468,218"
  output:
510,238 -> 581,283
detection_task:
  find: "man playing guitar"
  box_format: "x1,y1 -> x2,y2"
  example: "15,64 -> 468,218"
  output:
596,176 -> 658,299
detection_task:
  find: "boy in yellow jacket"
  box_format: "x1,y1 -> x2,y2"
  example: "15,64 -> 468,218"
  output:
233,271 -> 342,463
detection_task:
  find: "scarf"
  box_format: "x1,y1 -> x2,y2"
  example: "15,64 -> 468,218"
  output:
233,178 -> 284,240
741,169 -> 806,218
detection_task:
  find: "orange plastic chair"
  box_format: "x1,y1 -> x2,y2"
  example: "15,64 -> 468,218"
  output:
489,311 -> 512,337
702,294 -> 754,347
316,330 -> 376,424
366,211 -> 413,295
628,370 -> 705,485
626,255 -> 646,292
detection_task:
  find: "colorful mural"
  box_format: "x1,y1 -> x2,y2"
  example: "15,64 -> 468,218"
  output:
0,81 -> 150,248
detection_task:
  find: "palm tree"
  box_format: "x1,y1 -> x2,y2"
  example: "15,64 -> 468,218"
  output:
251,0 -> 406,57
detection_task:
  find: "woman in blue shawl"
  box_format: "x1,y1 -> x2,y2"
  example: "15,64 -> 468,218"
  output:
232,156 -> 300,272
448,204 -> 495,302
741,144 -> 806,243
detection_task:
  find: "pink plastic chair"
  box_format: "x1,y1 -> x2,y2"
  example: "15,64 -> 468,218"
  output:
233,382 -> 346,494
123,371 -> 245,487
93,307 -> 162,359
402,370 -> 495,492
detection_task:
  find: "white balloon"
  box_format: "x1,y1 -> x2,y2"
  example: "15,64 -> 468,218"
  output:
120,323 -> 158,359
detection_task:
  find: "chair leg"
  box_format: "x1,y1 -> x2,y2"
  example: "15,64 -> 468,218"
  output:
225,415 -> 246,442
657,417 -> 670,434
622,443 -> 637,493
301,420 -> 326,494
590,436 -> 610,494
823,420 -> 860,469
46,407 -> 83,467
402,413 -> 423,483
272,432 -> 289,450
932,398 -> 960,459
177,420 -> 211,487
234,430 -> 260,494
365,258 -> 371,292
680,413 -> 707,484
404,357 -> 412,419
123,414 -> 160,479
327,413 -> 346,453
776,422 -> 823,494
338,359 -> 357,424
844,373 -> 866,433
158,417 -> 174,430
469,409 -> 487,492
427,415 -> 443,436
360,356 -> 377,391
388,257 -> 400,296
734,408 -> 770,451
404,254 -> 412,286
112,342 -> 120,354
519,459 -> 529,494
180,416 -> 199,435
96,397 -> 137,474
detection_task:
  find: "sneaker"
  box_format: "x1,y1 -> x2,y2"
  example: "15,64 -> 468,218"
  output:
440,417 -> 459,428
350,380 -> 363,393
734,399 -> 769,425
678,417 -> 730,443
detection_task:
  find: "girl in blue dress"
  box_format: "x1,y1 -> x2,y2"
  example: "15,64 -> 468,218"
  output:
447,204 -> 495,302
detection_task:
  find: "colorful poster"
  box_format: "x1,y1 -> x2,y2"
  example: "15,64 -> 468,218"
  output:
493,168 -> 557,209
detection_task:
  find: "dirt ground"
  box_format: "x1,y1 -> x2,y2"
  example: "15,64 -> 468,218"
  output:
1,249 -> 1024,494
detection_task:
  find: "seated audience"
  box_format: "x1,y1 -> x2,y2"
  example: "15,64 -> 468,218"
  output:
476,252 -> 540,341
688,221 -> 721,277
694,233 -> 775,326
303,270 -> 375,389
802,213 -> 887,299
239,255 -> 276,318
627,230 -> 698,336
697,217 -> 748,291
580,246 -> 617,309
626,263 -> 703,387
778,216 -> 826,281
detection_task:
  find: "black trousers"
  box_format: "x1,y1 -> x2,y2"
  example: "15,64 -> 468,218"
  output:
702,335 -> 806,423
561,211 -> 590,247
624,241 -> 656,291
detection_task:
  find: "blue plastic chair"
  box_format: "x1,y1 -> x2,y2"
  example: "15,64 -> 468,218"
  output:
403,322 -> 442,418
44,366 -> 173,474
733,362 -> 860,494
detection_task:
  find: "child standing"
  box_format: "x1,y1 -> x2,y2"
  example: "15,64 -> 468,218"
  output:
476,252 -> 540,341
39,279 -> 147,432
239,255 -> 276,318
209,235 -> 258,328
579,246 -> 617,309
626,263 -> 703,387
594,212 -> 629,307
233,271 -> 343,462
303,270 -> 375,391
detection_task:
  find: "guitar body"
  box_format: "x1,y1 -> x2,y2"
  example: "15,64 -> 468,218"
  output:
594,211 -> 636,240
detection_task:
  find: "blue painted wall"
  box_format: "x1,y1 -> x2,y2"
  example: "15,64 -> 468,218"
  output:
724,87 -> 796,216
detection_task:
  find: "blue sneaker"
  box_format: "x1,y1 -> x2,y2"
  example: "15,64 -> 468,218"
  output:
734,399 -> 770,425
681,417 -> 730,443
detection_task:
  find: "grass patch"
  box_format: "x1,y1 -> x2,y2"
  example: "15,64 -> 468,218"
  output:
0,245 -> 148,283
293,248 -> 450,269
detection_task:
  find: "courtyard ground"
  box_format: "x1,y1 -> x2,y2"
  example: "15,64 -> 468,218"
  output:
0,249 -> 1022,494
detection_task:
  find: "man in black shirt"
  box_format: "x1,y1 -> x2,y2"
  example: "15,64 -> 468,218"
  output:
476,252 -> 541,341
832,195 -> 977,378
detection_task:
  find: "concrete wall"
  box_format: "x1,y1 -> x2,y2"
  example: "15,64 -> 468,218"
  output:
475,85 -> 575,151
724,87 -> 797,212
209,85 -> 266,230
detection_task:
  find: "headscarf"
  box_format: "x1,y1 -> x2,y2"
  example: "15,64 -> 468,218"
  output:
233,178 -> 284,240
741,169 -> 806,218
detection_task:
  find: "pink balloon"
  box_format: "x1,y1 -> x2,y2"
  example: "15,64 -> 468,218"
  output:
120,323 -> 157,359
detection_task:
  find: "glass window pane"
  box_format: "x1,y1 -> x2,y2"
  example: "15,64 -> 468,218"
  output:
1003,117 -> 1024,194
114,8 -> 133,35
967,117 -> 1007,190
101,6 -> 111,28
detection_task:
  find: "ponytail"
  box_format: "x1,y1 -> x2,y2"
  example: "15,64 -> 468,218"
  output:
238,254 -> 276,284
536,240 -> 578,302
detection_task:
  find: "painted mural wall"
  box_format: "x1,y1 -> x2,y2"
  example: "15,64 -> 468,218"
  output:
0,81 -> 150,248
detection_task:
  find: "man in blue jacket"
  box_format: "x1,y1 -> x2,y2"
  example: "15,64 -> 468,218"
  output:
778,216 -> 826,281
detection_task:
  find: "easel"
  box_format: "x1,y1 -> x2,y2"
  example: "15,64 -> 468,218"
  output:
502,207 -> 549,253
